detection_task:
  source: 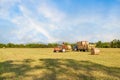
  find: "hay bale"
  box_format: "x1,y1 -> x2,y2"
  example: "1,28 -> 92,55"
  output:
91,48 -> 100,55
3,47 -> 6,49
77,41 -> 89,51
67,45 -> 72,50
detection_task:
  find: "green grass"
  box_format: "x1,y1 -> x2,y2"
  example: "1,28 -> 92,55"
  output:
0,48 -> 120,80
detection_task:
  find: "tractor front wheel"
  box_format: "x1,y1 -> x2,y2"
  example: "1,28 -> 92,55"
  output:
62,49 -> 66,52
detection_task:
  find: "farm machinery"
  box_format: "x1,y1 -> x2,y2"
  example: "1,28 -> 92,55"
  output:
73,41 -> 90,52
53,41 -> 96,53
53,43 -> 72,52
73,41 -> 97,52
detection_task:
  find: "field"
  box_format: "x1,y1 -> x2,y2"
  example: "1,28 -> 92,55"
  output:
0,48 -> 120,80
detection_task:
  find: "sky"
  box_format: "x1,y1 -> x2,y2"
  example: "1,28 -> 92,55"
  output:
0,0 -> 120,43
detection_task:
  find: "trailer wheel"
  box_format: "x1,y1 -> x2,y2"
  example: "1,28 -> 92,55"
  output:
80,49 -> 82,51
83,50 -> 85,52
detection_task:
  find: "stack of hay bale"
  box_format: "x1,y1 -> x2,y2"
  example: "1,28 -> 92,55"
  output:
91,48 -> 100,55
77,41 -> 89,51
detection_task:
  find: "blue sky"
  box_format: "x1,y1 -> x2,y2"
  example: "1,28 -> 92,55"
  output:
0,0 -> 120,43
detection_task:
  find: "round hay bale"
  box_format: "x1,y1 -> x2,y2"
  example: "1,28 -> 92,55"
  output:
91,48 -> 100,55
67,45 -> 72,50
3,47 -> 6,49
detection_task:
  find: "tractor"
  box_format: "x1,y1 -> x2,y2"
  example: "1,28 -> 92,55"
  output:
53,43 -> 72,52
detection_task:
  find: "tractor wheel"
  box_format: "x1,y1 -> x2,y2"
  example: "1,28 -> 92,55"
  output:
54,50 -> 59,53
74,48 -> 77,51
56,50 -> 59,53
62,49 -> 66,52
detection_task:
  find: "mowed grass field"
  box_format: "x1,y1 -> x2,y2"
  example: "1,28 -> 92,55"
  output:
0,48 -> 120,80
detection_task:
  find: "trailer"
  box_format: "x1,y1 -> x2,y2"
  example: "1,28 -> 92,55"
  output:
73,41 -> 89,52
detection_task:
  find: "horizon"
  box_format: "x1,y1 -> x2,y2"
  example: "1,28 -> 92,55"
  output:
0,0 -> 120,43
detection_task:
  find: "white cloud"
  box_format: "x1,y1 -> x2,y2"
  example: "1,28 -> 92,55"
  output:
38,2 -> 65,23
11,4 -> 59,43
0,0 -> 21,19
41,0 -> 119,42
0,0 -> 120,43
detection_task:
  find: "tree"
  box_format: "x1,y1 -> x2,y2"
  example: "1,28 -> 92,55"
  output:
0,43 -> 6,48
96,41 -> 110,48
96,41 -> 102,48
111,39 -> 120,48
7,43 -> 15,48
47,43 -> 58,48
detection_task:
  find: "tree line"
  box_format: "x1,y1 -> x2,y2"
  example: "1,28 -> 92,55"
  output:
96,39 -> 120,48
0,39 -> 120,48
0,43 -> 59,48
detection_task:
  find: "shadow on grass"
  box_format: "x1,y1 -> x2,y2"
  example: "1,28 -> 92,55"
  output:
0,59 -> 120,80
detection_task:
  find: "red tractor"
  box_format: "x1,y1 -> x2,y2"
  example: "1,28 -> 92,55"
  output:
53,44 -> 71,52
